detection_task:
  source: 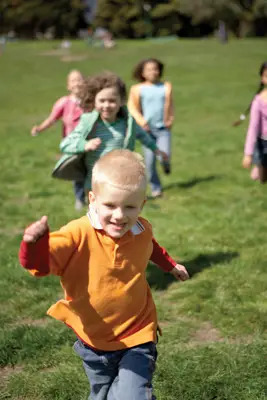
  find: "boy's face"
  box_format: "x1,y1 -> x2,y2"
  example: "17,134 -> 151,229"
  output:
67,71 -> 83,96
89,182 -> 146,239
95,87 -> 122,123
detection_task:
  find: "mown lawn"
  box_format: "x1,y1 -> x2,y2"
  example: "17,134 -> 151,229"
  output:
0,38 -> 266,400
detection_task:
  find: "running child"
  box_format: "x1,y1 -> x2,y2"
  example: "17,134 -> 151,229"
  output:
19,149 -> 189,400
233,62 -> 267,183
31,70 -> 86,209
56,71 -> 168,193
128,58 -> 174,198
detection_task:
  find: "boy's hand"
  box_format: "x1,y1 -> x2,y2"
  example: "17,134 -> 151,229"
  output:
242,155 -> 252,169
84,138 -> 101,151
23,216 -> 49,243
170,264 -> 190,281
31,126 -> 39,136
156,149 -> 168,162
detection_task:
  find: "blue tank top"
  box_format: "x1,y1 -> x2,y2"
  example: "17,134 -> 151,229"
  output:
140,82 -> 166,129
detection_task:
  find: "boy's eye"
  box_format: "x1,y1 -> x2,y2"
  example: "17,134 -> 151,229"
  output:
126,206 -> 136,210
104,203 -> 115,209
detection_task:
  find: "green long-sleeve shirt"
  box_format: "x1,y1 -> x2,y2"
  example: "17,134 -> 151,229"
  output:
60,109 -> 157,190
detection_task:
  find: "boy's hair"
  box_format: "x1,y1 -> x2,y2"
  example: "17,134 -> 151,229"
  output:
132,58 -> 164,82
233,61 -> 267,126
78,71 -> 127,112
92,150 -> 147,192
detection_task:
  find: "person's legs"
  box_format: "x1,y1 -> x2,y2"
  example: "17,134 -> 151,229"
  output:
258,166 -> 267,183
73,181 -> 85,209
108,342 -> 157,400
156,128 -> 171,175
73,340 -> 120,400
250,166 -> 260,180
143,136 -> 162,196
256,138 -> 267,184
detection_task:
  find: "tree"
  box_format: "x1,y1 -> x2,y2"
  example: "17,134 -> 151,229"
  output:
178,0 -> 267,39
94,0 -> 147,38
150,0 -> 181,36
0,0 -> 87,38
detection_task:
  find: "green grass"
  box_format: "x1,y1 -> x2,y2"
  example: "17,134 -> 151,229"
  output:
0,38 -> 266,399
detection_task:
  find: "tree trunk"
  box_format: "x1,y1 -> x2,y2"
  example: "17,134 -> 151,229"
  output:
218,20 -> 228,43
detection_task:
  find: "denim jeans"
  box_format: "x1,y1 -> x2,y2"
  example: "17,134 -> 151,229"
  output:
73,180 -> 85,203
143,128 -> 171,193
74,340 -> 157,400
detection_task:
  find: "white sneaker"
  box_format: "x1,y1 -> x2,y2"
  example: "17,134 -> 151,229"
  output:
151,190 -> 163,199
75,199 -> 85,210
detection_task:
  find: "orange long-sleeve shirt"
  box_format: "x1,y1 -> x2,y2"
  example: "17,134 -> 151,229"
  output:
19,215 -> 173,351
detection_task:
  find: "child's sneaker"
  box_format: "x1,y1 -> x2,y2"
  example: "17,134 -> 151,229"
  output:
151,190 -> 163,199
75,199 -> 85,211
162,161 -> 171,175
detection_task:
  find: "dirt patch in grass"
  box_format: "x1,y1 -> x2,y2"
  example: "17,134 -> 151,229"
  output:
40,49 -> 69,57
61,54 -> 88,62
10,317 -> 50,328
39,50 -> 88,62
0,226 -> 24,237
188,321 -> 224,346
0,365 -> 24,381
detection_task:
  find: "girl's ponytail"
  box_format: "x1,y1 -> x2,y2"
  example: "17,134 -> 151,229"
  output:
232,61 -> 267,127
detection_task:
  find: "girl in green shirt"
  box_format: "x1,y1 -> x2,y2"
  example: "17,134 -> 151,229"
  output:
60,71 -> 167,194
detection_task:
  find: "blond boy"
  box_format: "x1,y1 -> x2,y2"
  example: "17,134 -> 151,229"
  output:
19,149 -> 189,400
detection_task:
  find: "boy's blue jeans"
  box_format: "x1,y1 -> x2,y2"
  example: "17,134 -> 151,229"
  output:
142,128 -> 171,193
74,340 -> 157,400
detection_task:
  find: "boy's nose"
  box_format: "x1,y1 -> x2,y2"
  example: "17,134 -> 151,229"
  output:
113,208 -> 124,220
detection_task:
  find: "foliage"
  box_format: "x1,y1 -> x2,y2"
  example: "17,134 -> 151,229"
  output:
1,0 -> 266,38
0,0 -> 87,38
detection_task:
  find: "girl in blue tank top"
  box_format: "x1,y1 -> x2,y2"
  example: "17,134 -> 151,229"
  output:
128,58 -> 174,198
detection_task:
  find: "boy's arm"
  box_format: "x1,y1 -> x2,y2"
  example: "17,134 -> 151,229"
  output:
150,237 -> 189,281
19,216 -> 77,277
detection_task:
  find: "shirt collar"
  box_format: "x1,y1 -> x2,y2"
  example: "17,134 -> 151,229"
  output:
87,204 -> 145,236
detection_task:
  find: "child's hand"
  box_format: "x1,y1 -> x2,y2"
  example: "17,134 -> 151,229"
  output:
141,122 -> 150,132
170,264 -> 190,281
31,126 -> 39,136
84,138 -> 101,151
165,120 -> 173,129
156,149 -> 168,162
242,155 -> 252,169
23,216 -> 49,243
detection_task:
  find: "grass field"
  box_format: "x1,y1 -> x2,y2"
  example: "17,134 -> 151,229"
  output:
0,38 -> 266,400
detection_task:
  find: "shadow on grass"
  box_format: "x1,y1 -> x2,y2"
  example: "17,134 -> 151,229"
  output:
163,175 -> 222,191
147,251 -> 239,290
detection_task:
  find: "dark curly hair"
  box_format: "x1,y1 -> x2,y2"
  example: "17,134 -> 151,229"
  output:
132,58 -> 164,82
78,71 -> 127,113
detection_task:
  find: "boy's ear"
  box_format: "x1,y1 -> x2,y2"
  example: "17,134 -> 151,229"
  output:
88,191 -> 95,204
